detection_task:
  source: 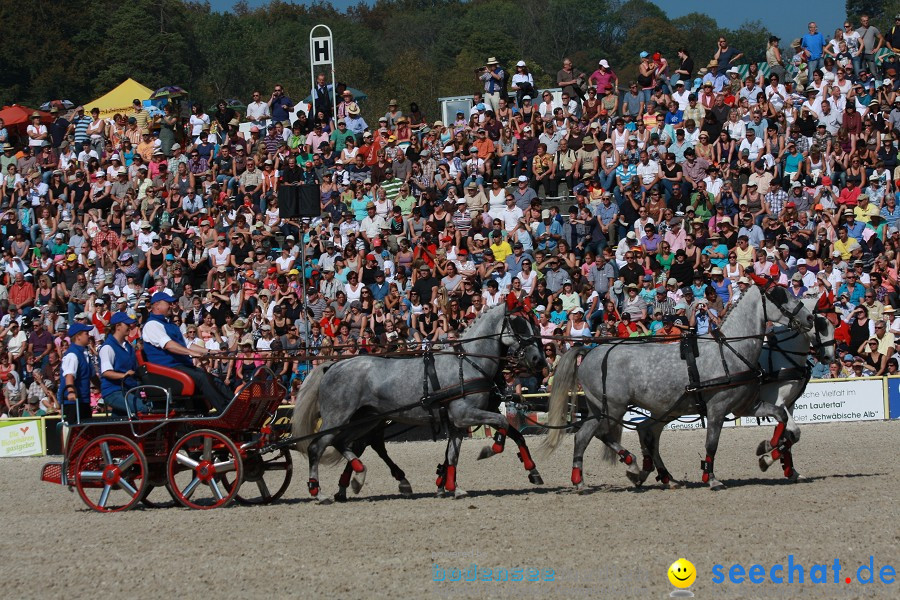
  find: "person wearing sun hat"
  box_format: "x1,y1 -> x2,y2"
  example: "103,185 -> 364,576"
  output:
58,321 -> 95,423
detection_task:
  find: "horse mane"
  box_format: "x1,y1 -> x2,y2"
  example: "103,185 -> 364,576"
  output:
718,282 -> 755,328
461,303 -> 505,340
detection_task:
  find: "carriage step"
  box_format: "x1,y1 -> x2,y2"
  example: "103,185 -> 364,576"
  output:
40,462 -> 63,485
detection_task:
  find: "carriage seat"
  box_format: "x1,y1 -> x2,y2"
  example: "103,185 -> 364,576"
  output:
136,350 -> 201,412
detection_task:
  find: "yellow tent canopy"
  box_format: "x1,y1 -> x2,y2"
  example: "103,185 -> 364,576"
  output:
83,78 -> 153,119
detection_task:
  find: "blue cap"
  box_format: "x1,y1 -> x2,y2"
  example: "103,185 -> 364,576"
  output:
640,51 -> 649,58
110,312 -> 136,326
476,103 -> 486,110
150,291 -> 176,303
843,354 -> 854,361
68,322 -> 93,337
165,253 -> 174,260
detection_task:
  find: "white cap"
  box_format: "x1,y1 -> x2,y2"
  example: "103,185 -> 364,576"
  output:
517,175 -> 528,182
523,126 -> 532,132
796,258 -> 807,265
599,59 -> 609,68
516,60 -> 526,67
442,145 -> 454,153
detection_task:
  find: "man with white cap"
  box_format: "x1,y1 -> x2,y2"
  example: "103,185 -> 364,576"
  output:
142,291 -> 231,412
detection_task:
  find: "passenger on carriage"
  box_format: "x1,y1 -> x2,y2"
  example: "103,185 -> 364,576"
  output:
58,322 -> 95,424
140,291 -> 233,414
99,312 -> 145,416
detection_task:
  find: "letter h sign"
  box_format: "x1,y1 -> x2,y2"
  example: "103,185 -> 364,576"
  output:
311,37 -> 331,66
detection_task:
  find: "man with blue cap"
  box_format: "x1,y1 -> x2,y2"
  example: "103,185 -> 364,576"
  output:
141,291 -> 230,412
99,312 -> 143,416
58,322 -> 95,423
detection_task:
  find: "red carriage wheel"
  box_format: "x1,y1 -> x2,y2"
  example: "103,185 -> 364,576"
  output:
225,448 -> 293,505
166,430 -> 243,510
74,434 -> 148,513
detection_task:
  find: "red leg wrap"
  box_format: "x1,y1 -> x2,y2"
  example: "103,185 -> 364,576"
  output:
435,463 -> 446,488
338,468 -> 352,488
770,422 -> 786,447
770,448 -> 781,460
657,470 -> 671,485
444,465 -> 457,492
781,450 -> 794,478
700,455 -> 713,484
308,479 -> 319,497
492,429 -> 507,454
349,458 -> 365,473
618,449 -> 633,465
517,447 -> 536,471
642,456 -> 654,472
571,467 -> 583,485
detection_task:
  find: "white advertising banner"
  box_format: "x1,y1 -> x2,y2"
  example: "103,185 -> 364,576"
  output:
740,378 -> 886,427
0,418 -> 45,457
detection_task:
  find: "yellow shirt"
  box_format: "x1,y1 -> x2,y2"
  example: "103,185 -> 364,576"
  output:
854,203 -> 878,224
490,240 -> 512,262
833,237 -> 854,260
734,244 -> 755,268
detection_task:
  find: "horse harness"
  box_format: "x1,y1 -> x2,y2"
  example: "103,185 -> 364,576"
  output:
419,313 -> 542,439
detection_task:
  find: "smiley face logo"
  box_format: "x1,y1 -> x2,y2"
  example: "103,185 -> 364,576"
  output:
668,558 -> 696,589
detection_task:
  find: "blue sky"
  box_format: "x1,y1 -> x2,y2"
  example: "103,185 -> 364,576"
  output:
207,0 -> 847,46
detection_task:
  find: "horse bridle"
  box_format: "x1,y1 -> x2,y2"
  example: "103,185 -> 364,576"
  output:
502,313 -> 545,373
757,280 -> 812,332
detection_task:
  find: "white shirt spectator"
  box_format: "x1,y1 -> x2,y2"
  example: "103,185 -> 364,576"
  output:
246,100 -> 271,123
738,137 -> 764,161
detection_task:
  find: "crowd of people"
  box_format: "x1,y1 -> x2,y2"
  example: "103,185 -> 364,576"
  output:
2,14 -> 900,419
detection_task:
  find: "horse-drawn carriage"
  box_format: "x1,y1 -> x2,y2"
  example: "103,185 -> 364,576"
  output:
40,357 -> 291,513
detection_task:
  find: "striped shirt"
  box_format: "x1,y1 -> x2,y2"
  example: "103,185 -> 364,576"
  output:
72,116 -> 92,144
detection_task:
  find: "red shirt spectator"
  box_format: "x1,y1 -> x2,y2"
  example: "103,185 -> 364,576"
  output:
8,274 -> 35,308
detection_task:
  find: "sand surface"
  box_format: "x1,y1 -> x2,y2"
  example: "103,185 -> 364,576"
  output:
3,421 -> 898,599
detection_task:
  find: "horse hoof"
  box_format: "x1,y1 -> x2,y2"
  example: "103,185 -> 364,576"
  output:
573,482 -> 586,493
398,479 -> 413,496
756,440 -> 772,456
350,468 -> 367,494
709,480 -> 726,491
637,470 -> 653,486
759,455 -> 773,472
786,470 -> 802,483
625,469 -> 642,485
317,497 -> 334,505
454,488 -> 469,499
666,480 -> 683,490
334,489 -> 347,503
528,473 -> 544,485
477,445 -> 495,460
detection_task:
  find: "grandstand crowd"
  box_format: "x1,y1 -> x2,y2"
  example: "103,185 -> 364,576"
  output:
3,14 -> 900,417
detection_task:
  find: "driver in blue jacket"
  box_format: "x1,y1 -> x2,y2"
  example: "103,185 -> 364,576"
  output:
141,291 -> 231,413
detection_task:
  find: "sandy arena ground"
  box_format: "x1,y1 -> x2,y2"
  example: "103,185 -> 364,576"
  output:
3,421 -> 899,599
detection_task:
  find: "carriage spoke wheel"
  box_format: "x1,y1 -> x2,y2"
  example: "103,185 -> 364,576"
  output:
226,448 -> 293,505
166,430 -> 243,510
75,434 -> 147,513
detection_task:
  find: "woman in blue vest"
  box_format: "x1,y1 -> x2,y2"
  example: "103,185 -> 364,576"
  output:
99,312 -> 145,416
58,322 -> 95,423
141,291 -> 231,413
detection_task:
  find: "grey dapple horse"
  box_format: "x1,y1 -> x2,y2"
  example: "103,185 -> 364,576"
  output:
294,303 -> 547,499
754,296 -> 836,479
542,282 -> 814,491
632,296 -> 836,487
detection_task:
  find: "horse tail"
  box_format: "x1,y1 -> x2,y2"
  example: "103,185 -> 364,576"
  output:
293,362 -> 332,456
541,346 -> 590,454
